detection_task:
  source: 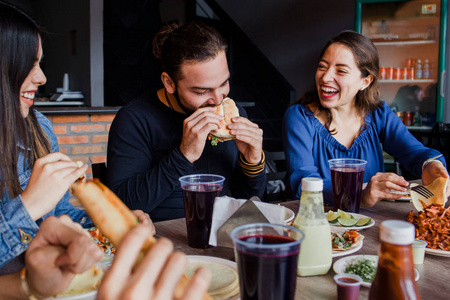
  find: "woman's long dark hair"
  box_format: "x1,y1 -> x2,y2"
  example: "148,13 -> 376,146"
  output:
0,1 -> 50,198
298,31 -> 382,134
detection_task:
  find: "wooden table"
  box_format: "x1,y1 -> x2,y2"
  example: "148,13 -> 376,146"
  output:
154,200 -> 448,300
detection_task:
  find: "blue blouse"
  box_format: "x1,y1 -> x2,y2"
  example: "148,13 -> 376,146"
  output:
283,102 -> 446,205
0,110 -> 91,270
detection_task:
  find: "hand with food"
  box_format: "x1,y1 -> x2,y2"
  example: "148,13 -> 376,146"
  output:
207,98 -> 263,164
21,152 -> 88,221
24,216 -> 103,298
132,209 -> 156,235
179,107 -> 222,163
71,178 -> 213,299
421,160 -> 450,198
98,225 -> 211,300
229,116 -> 263,164
361,172 -> 409,207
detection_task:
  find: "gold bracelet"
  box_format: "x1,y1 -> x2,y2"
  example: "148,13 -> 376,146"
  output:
20,268 -> 40,300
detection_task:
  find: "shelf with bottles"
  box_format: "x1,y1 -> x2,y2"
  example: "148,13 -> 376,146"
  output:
379,58 -> 434,82
373,39 -> 437,46
379,79 -> 435,84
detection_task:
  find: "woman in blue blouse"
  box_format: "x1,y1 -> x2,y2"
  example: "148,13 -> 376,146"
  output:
0,2 -> 153,274
283,31 -> 449,207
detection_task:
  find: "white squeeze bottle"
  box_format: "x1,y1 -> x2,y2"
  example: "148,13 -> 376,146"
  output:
293,177 -> 332,276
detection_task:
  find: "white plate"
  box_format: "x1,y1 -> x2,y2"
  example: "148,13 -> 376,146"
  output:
332,240 -> 363,258
333,255 -> 420,288
284,207 -> 295,225
187,256 -> 240,300
425,247 -> 450,257
188,255 -> 237,270
52,291 -> 97,300
329,212 -> 375,231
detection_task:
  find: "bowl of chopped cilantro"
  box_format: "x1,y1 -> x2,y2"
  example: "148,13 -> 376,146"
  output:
333,255 -> 377,287
333,255 -> 419,287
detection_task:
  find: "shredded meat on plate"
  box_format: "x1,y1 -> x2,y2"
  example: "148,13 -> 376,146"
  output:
406,204 -> 450,251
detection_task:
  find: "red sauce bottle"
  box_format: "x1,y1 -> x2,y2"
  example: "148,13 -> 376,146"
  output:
369,220 -> 420,300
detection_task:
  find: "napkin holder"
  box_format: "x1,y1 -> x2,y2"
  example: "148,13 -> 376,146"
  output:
216,198 -> 269,248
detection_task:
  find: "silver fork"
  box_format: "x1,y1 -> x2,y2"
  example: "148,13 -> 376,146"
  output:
409,154 -> 443,199
411,185 -> 434,199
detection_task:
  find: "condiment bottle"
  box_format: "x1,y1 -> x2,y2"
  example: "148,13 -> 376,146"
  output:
369,220 -> 420,300
423,59 -> 430,79
293,177 -> 332,276
415,59 -> 423,79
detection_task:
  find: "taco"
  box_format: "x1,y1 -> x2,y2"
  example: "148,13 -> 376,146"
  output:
331,229 -> 364,251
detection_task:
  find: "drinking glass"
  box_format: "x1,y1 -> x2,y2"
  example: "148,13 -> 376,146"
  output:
179,174 -> 225,248
329,158 -> 367,213
230,223 -> 304,300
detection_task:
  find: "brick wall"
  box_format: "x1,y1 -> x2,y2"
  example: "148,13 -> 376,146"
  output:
43,113 -> 116,205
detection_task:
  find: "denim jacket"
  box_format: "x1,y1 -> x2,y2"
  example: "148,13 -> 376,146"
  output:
0,110 -> 91,269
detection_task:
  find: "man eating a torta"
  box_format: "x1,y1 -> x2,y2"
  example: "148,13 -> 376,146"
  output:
107,21 -> 266,221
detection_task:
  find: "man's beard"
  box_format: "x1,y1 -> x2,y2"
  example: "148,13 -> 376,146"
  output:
173,85 -> 225,115
173,88 -> 195,115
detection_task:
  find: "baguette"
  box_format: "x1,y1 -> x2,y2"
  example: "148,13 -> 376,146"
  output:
71,178 -> 211,300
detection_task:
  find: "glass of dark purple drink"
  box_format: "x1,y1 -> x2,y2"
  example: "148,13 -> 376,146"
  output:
333,273 -> 363,300
230,223 -> 304,300
179,174 -> 225,248
328,159 -> 367,213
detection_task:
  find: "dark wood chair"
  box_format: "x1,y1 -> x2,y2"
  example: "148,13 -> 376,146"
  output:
263,150 -> 291,203
92,162 -> 107,183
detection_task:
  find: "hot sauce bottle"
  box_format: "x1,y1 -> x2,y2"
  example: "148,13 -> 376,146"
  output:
369,220 -> 420,300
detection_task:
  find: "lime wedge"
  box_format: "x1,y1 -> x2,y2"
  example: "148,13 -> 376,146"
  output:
326,211 -> 340,223
338,218 -> 358,227
356,217 -> 372,227
337,209 -> 353,219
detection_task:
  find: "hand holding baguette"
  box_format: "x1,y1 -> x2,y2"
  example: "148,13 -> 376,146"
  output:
71,179 -> 212,300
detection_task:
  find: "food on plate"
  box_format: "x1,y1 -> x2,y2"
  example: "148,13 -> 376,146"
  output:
356,217 -> 372,227
406,204 -> 450,251
208,97 -> 239,146
337,209 -> 353,220
327,209 -> 371,227
331,230 -> 364,251
71,178 -> 212,300
338,218 -> 358,227
326,211 -> 340,223
412,177 -> 448,211
344,259 -> 377,283
56,265 -> 103,297
185,261 -> 239,300
88,227 -> 116,255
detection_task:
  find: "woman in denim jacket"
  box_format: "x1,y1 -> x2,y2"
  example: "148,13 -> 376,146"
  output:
0,2 -> 154,274
0,2 -> 93,274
